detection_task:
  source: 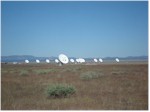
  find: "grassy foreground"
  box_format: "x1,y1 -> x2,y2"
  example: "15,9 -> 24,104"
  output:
1,63 -> 148,110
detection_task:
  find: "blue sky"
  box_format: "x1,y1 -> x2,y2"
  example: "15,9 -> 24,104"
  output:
1,1 -> 148,58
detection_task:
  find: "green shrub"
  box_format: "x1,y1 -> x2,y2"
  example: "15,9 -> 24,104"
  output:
35,69 -> 56,75
46,84 -> 76,98
20,70 -> 28,76
62,67 -> 81,73
8,70 -> 15,74
80,71 -> 103,80
1,70 -> 8,74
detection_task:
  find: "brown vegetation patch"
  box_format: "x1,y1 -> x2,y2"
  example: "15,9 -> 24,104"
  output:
1,63 -> 148,110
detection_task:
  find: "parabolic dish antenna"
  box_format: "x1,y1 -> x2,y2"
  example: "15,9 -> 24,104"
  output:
76,59 -> 79,63
13,62 -> 17,64
58,54 -> 69,64
82,58 -> 85,63
116,58 -> 120,62
99,58 -> 103,62
94,58 -> 98,62
79,58 -> 85,63
70,59 -> 75,63
78,58 -> 81,63
25,60 -> 29,63
55,59 -> 59,63
46,59 -> 50,63
36,59 -> 40,63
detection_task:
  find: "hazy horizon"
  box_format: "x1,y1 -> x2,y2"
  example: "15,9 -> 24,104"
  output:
2,1 -> 148,58
1,54 -> 148,58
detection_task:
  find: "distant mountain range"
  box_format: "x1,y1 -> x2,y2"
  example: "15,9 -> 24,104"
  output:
1,55 -> 55,62
1,55 -> 148,62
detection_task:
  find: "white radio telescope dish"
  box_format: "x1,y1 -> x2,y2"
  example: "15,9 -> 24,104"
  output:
116,58 -> 120,62
70,59 -> 75,63
13,62 -> 17,64
99,58 -> 103,62
79,58 -> 85,63
82,58 -> 85,63
55,59 -> 59,63
94,58 -> 98,62
25,60 -> 29,63
46,59 -> 50,63
36,59 -> 40,63
76,59 -> 79,63
58,54 -> 69,64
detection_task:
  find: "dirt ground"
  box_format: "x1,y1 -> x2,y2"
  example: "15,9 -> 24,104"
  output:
1,62 -> 148,110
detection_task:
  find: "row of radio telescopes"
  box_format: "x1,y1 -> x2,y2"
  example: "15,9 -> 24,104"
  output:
24,54 -> 120,64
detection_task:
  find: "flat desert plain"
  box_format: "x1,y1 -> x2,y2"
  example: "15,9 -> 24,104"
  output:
1,62 -> 148,110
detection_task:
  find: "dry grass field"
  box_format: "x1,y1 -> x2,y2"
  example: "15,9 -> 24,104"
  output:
1,62 -> 148,110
